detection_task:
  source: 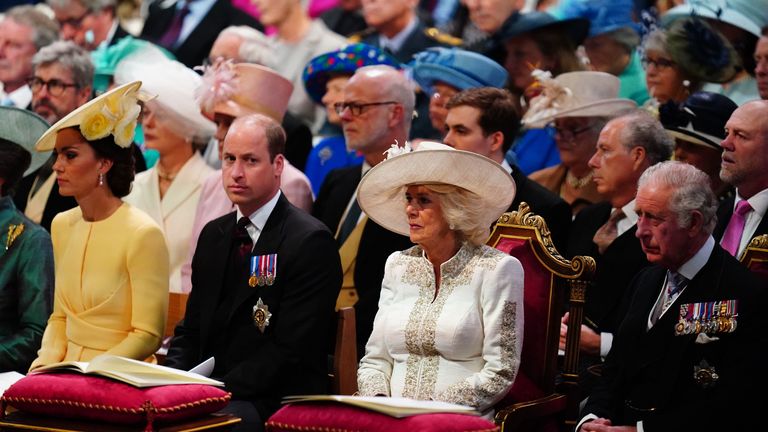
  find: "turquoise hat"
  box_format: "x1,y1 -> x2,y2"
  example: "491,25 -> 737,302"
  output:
91,36 -> 174,95
302,43 -> 401,105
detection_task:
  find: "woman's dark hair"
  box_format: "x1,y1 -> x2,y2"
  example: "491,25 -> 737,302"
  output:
85,133 -> 135,198
0,139 -> 31,196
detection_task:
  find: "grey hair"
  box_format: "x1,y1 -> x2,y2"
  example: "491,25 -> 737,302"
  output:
638,161 -> 718,234
220,26 -> 275,68
32,40 -> 94,89
422,183 -> 489,246
615,110 -> 673,165
357,65 -> 416,136
643,28 -> 668,54
5,5 -> 59,50
47,0 -> 116,12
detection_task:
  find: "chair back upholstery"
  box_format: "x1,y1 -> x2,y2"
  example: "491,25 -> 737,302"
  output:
740,234 -> 768,282
487,203 -> 595,431
332,307 -> 358,395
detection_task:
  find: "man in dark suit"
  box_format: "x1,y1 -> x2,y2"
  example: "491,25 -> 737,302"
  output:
46,0 -> 130,50
443,87 -> 571,251
578,161 -> 766,431
312,66 -> 414,356
713,100 -> 768,258
349,0 -> 461,139
141,0 -> 263,69
165,114 -> 341,431
565,111 -> 673,369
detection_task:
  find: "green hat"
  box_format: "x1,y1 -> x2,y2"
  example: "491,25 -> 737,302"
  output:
0,107 -> 51,176
91,36 -> 173,95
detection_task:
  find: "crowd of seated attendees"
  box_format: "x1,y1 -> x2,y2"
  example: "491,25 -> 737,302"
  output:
1,0 -> 768,431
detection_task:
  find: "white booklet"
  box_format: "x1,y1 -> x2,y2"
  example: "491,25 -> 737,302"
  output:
0,371 -> 24,396
282,395 -> 479,418
30,354 -> 224,388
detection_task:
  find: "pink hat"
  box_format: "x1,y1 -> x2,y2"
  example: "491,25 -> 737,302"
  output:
197,61 -> 293,122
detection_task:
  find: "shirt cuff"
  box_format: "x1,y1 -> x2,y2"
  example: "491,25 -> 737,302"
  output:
575,413 -> 598,431
638,420 -> 645,432
600,332 -> 613,359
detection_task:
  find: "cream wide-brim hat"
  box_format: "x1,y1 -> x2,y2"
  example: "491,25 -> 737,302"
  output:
35,81 -> 143,152
522,71 -> 637,128
0,106 -> 51,176
356,142 -> 516,237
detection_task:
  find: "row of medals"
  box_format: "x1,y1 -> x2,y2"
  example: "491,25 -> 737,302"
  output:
675,303 -> 737,336
249,273 -> 274,287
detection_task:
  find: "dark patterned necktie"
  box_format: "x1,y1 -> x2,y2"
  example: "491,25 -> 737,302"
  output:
234,216 -> 253,262
159,1 -> 190,49
592,208 -> 626,254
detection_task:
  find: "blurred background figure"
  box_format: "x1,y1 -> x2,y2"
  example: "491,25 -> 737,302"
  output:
552,0 -> 649,105
46,0 -> 130,51
0,5 -> 59,109
117,57 -> 215,294
411,47 -> 507,137
320,0 -> 366,37
498,11 -> 589,176
642,17 -> 739,108
662,0 -> 768,105
523,71 -> 636,216
462,0 -> 524,63
302,43 -> 399,196
755,28 -> 768,100
659,91 -> 737,200
30,82 -> 170,369
13,41 -> 93,232
141,0 -> 262,68
253,0 -> 345,133
0,106 -> 54,374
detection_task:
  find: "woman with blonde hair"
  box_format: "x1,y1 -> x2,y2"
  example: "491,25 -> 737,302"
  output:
356,142 -> 524,417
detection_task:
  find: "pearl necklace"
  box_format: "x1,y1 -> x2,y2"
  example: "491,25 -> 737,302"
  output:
565,170 -> 593,189
156,166 -> 178,182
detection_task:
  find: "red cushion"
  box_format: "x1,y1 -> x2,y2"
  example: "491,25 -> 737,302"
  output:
266,403 -> 499,432
0,373 -> 231,428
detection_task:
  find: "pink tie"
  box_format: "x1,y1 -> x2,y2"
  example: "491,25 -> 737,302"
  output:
721,200 -> 753,256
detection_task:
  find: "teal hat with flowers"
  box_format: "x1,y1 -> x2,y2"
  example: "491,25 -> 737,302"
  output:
302,43 -> 401,105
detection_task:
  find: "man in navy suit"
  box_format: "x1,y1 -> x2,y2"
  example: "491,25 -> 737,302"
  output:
713,100 -> 768,258
578,161 -> 765,431
166,114 -> 341,431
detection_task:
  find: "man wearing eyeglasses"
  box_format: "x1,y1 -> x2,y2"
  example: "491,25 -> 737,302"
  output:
0,6 -> 59,109
312,65 -> 414,357
46,0 -> 129,51
11,41 -> 90,231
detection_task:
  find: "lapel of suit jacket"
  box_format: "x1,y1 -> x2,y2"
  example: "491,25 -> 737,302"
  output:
160,154 -> 209,218
714,195 -> 735,240
199,210 -> 236,344
225,195 -> 289,323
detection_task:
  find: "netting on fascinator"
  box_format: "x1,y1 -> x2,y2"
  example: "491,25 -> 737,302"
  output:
196,59 -> 238,115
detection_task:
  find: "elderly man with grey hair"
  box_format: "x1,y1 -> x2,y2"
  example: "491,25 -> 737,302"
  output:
46,0 -> 129,51
312,65 -> 415,356
578,161 -> 766,432
12,41 -> 90,231
564,110 -> 673,388
0,6 -> 59,108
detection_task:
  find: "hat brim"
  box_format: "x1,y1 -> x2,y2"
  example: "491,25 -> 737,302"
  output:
502,16 -> 591,46
0,107 -> 51,176
666,127 -> 723,152
662,4 -> 761,37
523,98 -> 637,127
412,63 -> 506,93
35,81 -> 142,152
357,149 -> 516,236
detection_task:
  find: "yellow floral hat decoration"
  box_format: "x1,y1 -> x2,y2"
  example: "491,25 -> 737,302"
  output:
35,81 -> 144,152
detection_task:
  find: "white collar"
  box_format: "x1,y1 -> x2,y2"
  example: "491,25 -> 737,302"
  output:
734,187 -> 768,218
676,236 -> 715,280
378,17 -> 418,53
236,190 -> 282,234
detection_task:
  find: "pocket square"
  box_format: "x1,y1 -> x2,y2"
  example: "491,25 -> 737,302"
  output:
695,333 -> 720,344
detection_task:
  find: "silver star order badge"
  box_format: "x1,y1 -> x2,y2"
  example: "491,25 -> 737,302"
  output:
252,298 -> 272,333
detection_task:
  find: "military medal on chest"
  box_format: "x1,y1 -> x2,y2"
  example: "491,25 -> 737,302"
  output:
252,297 -> 272,333
249,254 -> 278,287
675,299 -> 739,336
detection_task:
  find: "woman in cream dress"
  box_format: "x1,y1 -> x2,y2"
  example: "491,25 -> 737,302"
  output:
356,142 -> 524,417
30,82 -> 170,368
117,57 -> 215,293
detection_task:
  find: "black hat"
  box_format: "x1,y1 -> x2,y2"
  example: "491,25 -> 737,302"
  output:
659,91 -> 738,151
498,11 -> 590,46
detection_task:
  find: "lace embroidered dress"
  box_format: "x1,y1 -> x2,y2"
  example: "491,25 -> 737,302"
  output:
358,243 -> 524,417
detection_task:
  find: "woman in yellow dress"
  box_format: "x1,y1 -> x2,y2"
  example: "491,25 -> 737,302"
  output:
29,82 -> 170,369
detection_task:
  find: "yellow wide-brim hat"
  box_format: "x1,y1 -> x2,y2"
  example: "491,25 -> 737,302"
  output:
35,81 -> 144,152
356,142 -> 516,236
